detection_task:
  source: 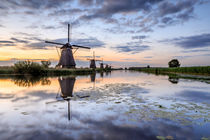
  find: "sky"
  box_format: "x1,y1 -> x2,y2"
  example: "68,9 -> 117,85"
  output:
0,0 -> 210,68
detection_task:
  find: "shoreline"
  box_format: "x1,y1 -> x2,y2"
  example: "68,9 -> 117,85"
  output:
129,66 -> 210,76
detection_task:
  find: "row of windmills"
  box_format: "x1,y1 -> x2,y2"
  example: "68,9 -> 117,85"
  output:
45,24 -> 111,69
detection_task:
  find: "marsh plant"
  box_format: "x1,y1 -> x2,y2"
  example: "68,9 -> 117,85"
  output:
13,61 -> 45,75
41,60 -> 51,68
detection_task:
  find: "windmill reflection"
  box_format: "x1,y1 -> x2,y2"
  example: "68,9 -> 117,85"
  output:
47,76 -> 90,121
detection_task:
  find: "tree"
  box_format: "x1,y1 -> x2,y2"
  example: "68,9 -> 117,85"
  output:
41,60 -> 51,68
168,59 -> 180,67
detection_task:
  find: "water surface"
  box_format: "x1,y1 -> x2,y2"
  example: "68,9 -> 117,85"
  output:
0,71 -> 210,140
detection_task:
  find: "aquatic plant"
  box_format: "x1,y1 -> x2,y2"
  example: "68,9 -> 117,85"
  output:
13,61 -> 45,76
41,60 -> 51,68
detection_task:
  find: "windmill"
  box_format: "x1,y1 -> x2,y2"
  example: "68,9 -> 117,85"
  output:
87,51 -> 102,69
45,24 -> 91,68
100,58 -> 104,69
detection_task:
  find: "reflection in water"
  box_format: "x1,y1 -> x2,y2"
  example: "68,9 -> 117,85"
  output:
105,71 -> 111,76
59,77 -> 75,99
0,71 -> 210,139
12,76 -> 51,87
90,73 -> 96,82
100,72 -> 104,78
168,75 -> 179,84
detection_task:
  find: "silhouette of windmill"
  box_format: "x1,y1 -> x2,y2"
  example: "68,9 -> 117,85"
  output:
87,51 -> 102,68
45,24 -> 91,68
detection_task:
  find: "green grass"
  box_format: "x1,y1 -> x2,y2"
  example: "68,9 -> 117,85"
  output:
129,66 -> 210,75
0,66 -> 14,74
0,62 -> 113,76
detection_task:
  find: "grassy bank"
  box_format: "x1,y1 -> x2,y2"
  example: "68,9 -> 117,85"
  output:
129,66 -> 210,75
45,68 -> 109,76
0,66 -> 112,76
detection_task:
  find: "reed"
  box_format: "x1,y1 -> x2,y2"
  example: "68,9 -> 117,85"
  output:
129,66 -> 210,75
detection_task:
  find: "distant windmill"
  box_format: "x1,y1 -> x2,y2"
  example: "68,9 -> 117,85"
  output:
87,51 -> 102,69
45,24 -> 91,68
100,58 -> 104,69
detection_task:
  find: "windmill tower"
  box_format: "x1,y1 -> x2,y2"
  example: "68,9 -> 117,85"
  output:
45,24 -> 90,68
87,51 -> 101,69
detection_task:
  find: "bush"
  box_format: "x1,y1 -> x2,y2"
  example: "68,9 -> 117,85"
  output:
13,61 -> 45,75
168,59 -> 180,67
41,60 -> 51,68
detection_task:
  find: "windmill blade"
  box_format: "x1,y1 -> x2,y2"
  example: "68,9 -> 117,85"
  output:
45,41 -> 65,46
72,45 -> 90,49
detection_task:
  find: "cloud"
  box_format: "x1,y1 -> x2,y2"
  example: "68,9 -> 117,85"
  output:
144,56 -> 153,58
162,33 -> 210,49
75,0 -> 204,33
112,41 -> 150,54
182,48 -> 210,53
49,8 -> 86,17
79,0 -> 94,6
25,37 -> 105,50
132,35 -> 147,40
0,41 -> 14,43
41,25 -> 57,30
158,1 -> 195,17
0,0 -> 206,34
72,37 -> 105,48
0,40 -> 16,47
3,0 -> 73,10
10,37 -> 29,43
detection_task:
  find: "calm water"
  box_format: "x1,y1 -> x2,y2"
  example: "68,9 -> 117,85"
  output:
0,71 -> 210,140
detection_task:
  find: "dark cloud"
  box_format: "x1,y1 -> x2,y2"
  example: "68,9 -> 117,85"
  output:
162,33 -> 210,49
0,40 -> 15,47
75,0 -> 203,33
27,42 -> 50,49
26,25 -> 39,29
79,0 -> 94,6
25,37 -> 105,50
41,25 -> 57,30
95,0 -> 163,16
24,11 -> 36,15
112,42 -> 150,54
132,35 -> 148,40
4,0 -> 73,10
49,8 -> 86,17
0,41 -> 14,43
0,0 -> 206,34
10,37 -> 29,43
72,37 -> 105,48
158,1 -> 196,17
182,48 -> 210,53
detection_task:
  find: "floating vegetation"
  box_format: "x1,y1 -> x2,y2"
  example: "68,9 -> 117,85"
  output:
156,135 -> 174,140
21,112 -> 29,115
201,137 -> 210,140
